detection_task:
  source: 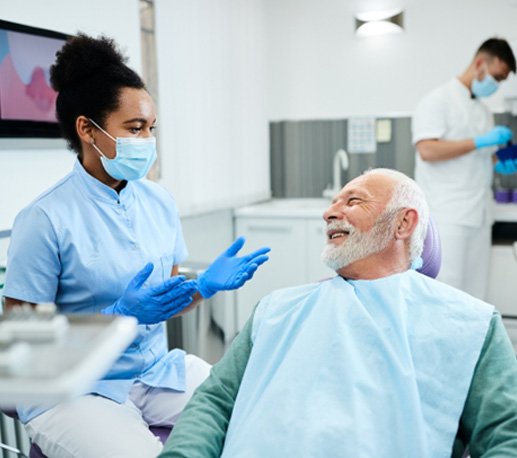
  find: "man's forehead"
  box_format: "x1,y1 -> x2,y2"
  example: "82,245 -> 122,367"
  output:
488,56 -> 511,80
342,173 -> 395,196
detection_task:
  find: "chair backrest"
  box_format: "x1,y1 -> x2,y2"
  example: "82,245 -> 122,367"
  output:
416,217 -> 441,279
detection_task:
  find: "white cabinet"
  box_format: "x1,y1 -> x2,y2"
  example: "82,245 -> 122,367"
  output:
234,208 -> 334,331
234,217 -> 306,330
306,219 -> 335,281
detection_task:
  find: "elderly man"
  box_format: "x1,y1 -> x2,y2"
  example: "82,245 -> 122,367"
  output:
159,169 -> 517,458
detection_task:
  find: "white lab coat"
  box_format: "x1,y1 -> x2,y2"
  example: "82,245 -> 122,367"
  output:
413,77 -> 494,299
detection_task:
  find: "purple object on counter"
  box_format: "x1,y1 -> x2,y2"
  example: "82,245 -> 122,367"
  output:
416,216 -> 441,279
512,189 -> 517,203
496,143 -> 517,161
495,188 -> 512,203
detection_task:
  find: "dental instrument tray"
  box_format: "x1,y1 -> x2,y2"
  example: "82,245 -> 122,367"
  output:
0,303 -> 69,343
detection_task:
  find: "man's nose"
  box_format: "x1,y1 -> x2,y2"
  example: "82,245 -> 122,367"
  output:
323,202 -> 342,222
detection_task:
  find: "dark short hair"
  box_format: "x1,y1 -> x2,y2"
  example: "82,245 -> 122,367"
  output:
476,38 -> 516,73
50,33 -> 145,155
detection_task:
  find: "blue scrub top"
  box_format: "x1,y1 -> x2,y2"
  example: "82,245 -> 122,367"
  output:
4,160 -> 189,422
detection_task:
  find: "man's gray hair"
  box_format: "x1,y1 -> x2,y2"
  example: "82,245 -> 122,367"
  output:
363,168 -> 429,262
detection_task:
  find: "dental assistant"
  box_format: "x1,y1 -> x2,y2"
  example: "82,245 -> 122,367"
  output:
3,33 -> 269,458
413,38 -> 516,300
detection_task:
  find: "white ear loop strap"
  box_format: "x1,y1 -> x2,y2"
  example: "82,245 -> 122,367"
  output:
88,118 -> 117,142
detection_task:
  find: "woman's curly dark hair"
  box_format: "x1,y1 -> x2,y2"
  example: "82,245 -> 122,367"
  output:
50,33 -> 145,155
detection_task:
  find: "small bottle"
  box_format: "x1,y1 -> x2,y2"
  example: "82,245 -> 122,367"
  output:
495,188 -> 511,203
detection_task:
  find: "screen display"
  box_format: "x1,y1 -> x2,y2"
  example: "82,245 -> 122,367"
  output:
0,20 -> 68,137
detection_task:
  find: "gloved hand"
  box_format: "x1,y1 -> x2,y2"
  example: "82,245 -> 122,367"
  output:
101,263 -> 197,324
196,236 -> 270,299
495,158 -> 517,175
474,126 -> 513,149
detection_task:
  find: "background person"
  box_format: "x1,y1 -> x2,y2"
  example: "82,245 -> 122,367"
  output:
2,34 -> 269,458
413,37 -> 516,300
159,169 -> 517,458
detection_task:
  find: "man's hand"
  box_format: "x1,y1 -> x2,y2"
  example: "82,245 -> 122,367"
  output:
474,126 -> 512,149
495,158 -> 517,175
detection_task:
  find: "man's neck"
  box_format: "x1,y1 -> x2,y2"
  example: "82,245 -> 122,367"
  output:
336,249 -> 410,280
457,65 -> 475,94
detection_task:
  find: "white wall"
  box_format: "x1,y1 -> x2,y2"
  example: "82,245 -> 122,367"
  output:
0,0 -> 142,230
154,0 -> 271,217
2,0 -> 517,230
264,0 -> 517,120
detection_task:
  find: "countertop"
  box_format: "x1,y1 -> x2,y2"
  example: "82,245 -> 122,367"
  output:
234,198 -> 331,219
235,199 -> 517,223
493,203 -> 517,223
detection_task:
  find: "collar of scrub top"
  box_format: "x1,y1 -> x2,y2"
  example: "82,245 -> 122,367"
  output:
452,77 -> 473,99
74,159 -> 136,207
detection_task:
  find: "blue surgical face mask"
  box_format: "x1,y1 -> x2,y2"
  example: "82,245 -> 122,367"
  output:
89,118 -> 157,181
471,71 -> 499,98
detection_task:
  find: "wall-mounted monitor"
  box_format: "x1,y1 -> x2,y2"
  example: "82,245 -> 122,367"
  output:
0,20 -> 69,138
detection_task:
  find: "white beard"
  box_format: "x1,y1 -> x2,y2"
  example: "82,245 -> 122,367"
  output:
321,211 -> 395,272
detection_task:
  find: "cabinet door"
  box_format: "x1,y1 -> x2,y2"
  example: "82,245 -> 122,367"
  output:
487,245 -> 517,317
306,219 -> 335,282
234,218 -> 306,331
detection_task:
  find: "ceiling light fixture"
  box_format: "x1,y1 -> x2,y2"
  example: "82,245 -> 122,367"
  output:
355,8 -> 404,37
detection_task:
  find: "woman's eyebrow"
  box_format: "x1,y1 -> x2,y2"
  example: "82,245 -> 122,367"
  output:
123,117 -> 156,124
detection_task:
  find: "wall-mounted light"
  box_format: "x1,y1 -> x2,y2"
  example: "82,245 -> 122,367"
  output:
355,8 -> 404,37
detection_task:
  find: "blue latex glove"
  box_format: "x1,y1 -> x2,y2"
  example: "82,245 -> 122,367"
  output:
196,236 -> 270,299
495,158 -> 517,175
474,126 -> 513,149
101,263 -> 197,324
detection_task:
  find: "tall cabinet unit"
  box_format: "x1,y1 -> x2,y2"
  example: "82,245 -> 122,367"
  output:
234,199 -> 334,331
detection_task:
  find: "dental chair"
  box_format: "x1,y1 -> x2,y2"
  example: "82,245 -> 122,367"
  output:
415,216 -> 441,279
11,218 -> 443,458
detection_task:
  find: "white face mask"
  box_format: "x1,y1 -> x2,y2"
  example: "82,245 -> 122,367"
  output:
89,119 -> 157,181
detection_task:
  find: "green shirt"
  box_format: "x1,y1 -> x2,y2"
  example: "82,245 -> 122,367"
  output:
160,312 -> 517,458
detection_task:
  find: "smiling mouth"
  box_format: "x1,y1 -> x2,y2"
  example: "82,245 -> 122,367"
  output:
327,230 -> 350,240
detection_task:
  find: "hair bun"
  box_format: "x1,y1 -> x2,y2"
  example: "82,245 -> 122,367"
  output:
50,33 -> 128,92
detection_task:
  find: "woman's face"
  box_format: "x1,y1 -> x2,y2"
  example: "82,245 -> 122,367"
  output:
92,87 -> 157,160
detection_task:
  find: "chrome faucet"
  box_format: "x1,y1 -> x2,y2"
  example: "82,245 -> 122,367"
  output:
323,149 -> 349,198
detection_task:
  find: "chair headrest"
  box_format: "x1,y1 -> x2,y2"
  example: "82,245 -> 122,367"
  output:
416,216 -> 441,279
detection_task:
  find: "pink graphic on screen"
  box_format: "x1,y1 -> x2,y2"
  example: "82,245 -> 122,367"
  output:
0,30 -> 63,122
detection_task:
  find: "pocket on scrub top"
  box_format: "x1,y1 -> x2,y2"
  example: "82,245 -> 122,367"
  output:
160,253 -> 176,281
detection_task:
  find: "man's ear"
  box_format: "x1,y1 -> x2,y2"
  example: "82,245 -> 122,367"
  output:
473,54 -> 487,78
76,116 -> 95,145
394,208 -> 418,241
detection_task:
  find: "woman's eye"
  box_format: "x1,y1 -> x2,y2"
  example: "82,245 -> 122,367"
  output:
129,127 -> 142,134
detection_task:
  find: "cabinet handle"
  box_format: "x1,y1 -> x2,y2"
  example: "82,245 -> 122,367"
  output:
246,225 -> 292,233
